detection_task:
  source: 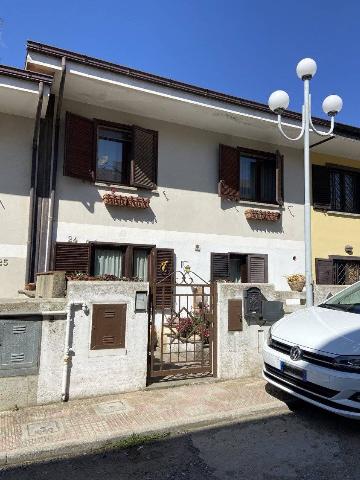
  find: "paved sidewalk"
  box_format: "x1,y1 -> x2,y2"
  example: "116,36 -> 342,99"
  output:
0,376 -> 288,467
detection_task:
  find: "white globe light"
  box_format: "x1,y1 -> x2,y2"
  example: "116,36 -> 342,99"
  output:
322,94 -> 343,116
268,90 -> 290,114
296,58 -> 317,80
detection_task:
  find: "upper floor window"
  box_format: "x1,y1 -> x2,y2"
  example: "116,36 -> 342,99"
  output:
96,127 -> 131,184
239,155 -> 276,204
312,164 -> 360,214
64,112 -> 158,189
219,144 -> 283,205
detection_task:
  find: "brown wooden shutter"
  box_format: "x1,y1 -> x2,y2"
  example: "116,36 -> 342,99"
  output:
219,144 -> 239,199
91,304 -> 127,349
312,165 -> 331,209
211,253 -> 230,281
64,112 -> 95,181
247,254 -> 268,283
131,125 -> 158,189
275,150 -> 284,206
315,258 -> 334,285
154,248 -> 175,309
54,242 -> 90,274
228,299 -> 243,331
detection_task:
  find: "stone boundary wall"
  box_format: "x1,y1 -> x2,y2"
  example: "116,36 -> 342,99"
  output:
216,283 -> 278,381
0,281 -> 149,410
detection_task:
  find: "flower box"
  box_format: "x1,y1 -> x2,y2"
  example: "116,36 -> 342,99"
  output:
244,209 -> 281,222
102,193 -> 150,209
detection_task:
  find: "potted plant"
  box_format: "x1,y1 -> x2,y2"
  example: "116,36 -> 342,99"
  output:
286,274 -> 306,292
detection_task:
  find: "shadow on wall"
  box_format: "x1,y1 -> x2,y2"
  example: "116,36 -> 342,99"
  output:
56,178 -> 158,224
105,205 -> 157,225
220,198 -> 284,234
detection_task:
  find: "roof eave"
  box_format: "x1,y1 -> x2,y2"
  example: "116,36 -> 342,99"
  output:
26,40 -> 360,141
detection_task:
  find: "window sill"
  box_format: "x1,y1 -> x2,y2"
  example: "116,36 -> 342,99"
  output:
236,200 -> 283,210
322,210 -> 360,218
95,182 -> 158,195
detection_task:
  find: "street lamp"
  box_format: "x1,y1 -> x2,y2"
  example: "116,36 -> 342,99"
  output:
268,58 -> 343,307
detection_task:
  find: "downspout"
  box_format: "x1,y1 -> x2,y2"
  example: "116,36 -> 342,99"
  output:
25,81 -> 44,284
45,56 -> 67,271
61,302 -> 73,401
61,302 -> 88,401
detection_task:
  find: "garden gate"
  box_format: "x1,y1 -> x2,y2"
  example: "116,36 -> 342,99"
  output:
148,268 -> 216,382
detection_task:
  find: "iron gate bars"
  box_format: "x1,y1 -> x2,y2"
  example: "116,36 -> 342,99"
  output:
148,270 -> 216,380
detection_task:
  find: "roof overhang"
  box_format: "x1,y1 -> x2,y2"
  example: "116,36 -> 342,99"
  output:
0,65 -> 52,118
26,41 -> 360,160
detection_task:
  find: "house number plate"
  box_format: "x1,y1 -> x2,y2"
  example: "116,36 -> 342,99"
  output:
0,258 -> 8,267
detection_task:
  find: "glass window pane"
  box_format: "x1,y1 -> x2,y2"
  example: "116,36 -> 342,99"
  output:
344,173 -> 356,213
331,171 -> 342,211
96,128 -> 130,183
230,258 -> 242,282
240,157 -> 257,200
260,160 -> 276,203
133,249 -> 149,281
94,248 -> 123,277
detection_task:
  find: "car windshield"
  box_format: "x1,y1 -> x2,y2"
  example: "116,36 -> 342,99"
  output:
320,281 -> 360,314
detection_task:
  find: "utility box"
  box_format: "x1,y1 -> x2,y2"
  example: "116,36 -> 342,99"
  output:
0,317 -> 42,377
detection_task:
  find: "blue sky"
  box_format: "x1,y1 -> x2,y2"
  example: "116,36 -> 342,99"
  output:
1,0 -> 360,126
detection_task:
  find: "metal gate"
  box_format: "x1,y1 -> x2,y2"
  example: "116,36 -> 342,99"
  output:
148,268 -> 216,382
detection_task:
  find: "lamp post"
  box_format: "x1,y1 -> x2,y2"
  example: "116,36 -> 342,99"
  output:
268,58 -> 343,307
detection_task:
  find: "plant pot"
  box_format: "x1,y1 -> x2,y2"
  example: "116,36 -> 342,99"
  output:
288,280 -> 305,292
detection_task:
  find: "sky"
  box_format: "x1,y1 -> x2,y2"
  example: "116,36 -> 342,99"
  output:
1,0 -> 360,126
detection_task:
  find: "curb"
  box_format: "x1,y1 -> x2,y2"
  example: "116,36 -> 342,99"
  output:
0,402 -> 288,469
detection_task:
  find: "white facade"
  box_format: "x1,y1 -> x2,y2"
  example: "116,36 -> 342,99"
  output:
52,99 -> 305,290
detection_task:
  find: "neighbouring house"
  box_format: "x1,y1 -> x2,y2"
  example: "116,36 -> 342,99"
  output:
312,152 -> 360,286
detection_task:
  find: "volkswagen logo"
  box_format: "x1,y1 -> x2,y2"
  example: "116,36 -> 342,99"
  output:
289,346 -> 302,361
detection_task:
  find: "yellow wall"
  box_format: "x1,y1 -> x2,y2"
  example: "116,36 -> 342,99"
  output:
312,152 -> 360,272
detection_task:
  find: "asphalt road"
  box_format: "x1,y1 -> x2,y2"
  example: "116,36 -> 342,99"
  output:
1,399 -> 360,480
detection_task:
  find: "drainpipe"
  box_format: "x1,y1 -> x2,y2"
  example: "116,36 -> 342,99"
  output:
25,81 -> 44,284
61,301 -> 73,402
61,302 -> 88,402
45,56 -> 67,271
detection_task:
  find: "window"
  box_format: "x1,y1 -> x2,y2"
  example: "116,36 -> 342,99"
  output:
331,169 -> 359,214
316,257 -> 360,286
96,127 -> 131,184
229,254 -> 247,283
239,155 -> 276,203
313,164 -> 360,214
211,252 -> 268,283
93,247 -> 124,277
133,248 -> 149,281
64,113 -> 158,189
219,144 -> 283,205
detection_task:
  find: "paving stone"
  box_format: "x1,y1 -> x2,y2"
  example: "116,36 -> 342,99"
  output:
0,376 -> 287,466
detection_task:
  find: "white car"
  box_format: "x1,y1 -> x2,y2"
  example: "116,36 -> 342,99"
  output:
263,282 -> 360,418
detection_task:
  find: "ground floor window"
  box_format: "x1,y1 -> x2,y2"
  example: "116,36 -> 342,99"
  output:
316,257 -> 360,285
334,259 -> 360,285
229,254 -> 247,283
211,252 -> 268,283
94,247 -> 124,277
133,248 -> 149,281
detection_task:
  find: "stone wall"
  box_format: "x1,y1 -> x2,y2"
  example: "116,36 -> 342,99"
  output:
313,284 -> 347,305
63,281 -> 149,400
0,281 -> 149,410
216,283 -> 278,380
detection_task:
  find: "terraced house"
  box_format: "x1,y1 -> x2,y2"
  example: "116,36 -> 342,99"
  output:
0,41 -> 360,299
312,151 -> 360,286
